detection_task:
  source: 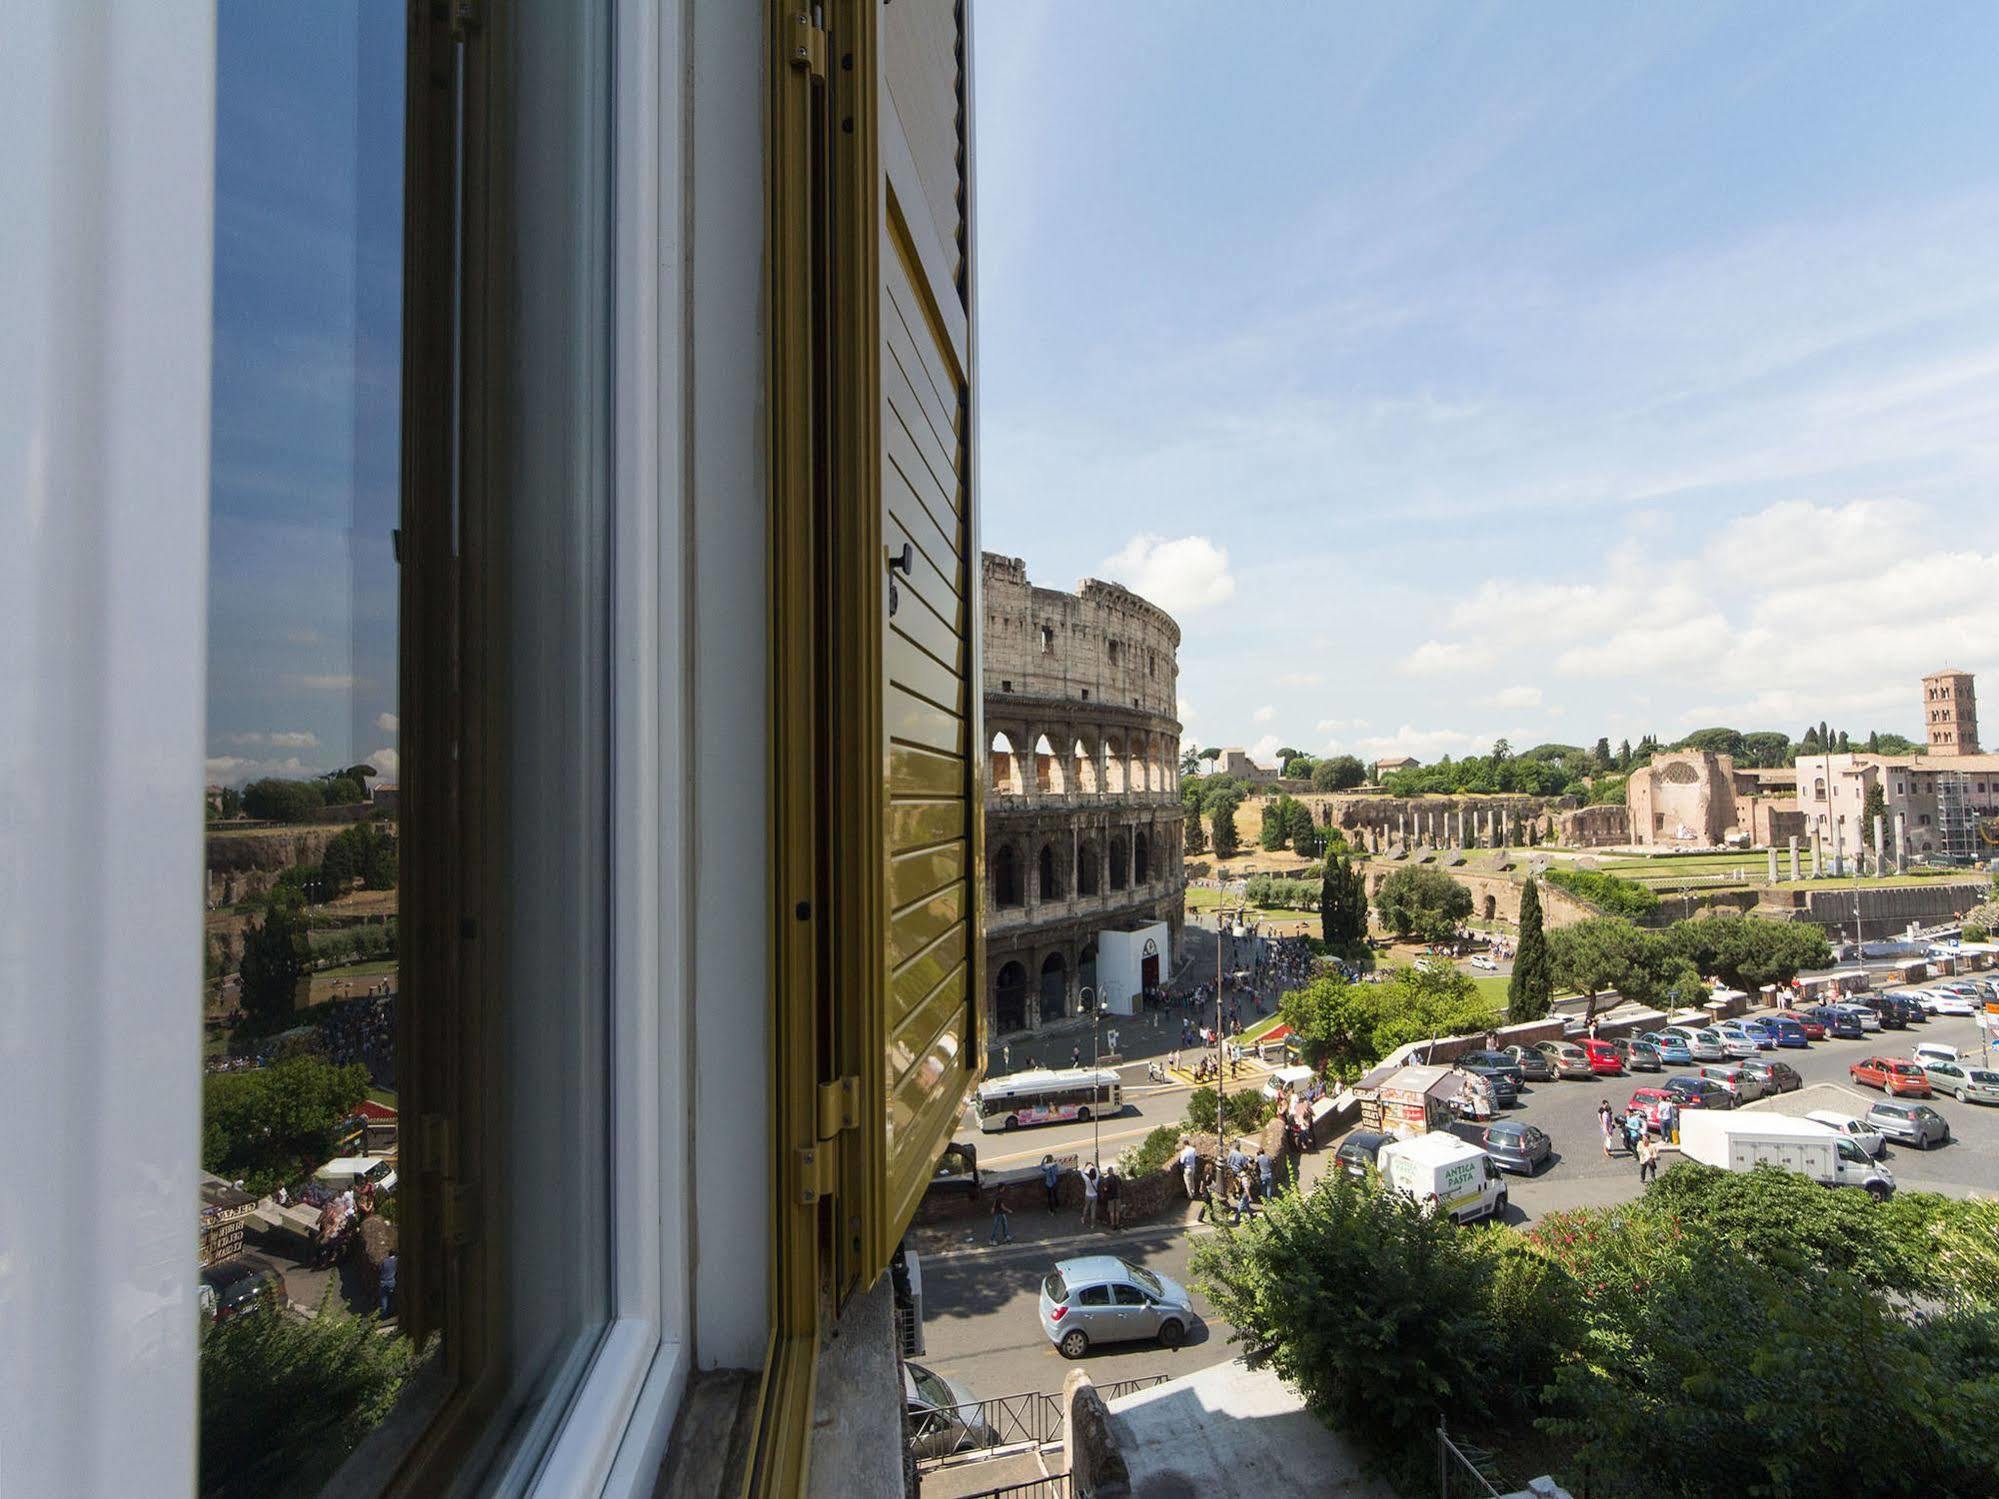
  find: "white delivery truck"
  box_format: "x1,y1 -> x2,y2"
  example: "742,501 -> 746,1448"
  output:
1677,1113 -> 1895,1200
1376,1131 -> 1507,1224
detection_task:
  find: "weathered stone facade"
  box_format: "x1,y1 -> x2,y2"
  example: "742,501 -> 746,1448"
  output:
1626,750 -> 1800,847
983,554 -> 1185,1036
1923,667 -> 1980,755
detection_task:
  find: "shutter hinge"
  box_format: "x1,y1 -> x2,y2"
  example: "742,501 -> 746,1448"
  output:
442,1179 -> 480,1247
795,1143 -> 837,1206
817,1075 -> 860,1140
449,0 -> 483,42
788,11 -> 827,79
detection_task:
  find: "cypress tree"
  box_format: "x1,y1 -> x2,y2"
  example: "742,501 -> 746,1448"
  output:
1507,877 -> 1553,1023
1319,845 -> 1369,955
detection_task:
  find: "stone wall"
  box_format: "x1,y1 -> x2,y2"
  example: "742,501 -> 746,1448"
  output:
1558,803 -> 1630,847
982,552 -> 1179,721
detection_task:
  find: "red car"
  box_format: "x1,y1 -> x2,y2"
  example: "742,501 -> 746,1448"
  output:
1627,1087 -> 1675,1132
1850,1057 -> 1932,1097
1776,1010 -> 1826,1041
1580,1038 -> 1624,1076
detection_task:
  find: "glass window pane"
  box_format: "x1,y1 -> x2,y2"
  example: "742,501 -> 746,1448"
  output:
201,3 -> 418,1490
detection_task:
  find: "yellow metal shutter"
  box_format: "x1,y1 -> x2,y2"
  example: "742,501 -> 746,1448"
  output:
843,0 -> 982,1289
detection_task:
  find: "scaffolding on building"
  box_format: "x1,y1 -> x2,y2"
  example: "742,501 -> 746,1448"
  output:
1936,773 -> 1976,865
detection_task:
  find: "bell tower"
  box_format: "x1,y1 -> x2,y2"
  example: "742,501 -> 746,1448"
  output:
1922,668 -> 1978,756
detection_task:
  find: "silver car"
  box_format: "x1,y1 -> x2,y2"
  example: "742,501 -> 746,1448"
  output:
1039,1256 -> 1195,1359
904,1362 -> 994,1459
1865,1100 -> 1951,1150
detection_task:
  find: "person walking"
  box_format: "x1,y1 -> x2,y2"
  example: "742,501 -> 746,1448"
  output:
1001,1041 -> 1011,1073
1231,1167 -> 1254,1226
1624,1110 -> 1645,1158
1102,1166 -> 1122,1230
989,1185 -> 1013,1244
377,1251 -> 397,1319
1256,1146 -> 1275,1201
1070,1045 -> 1082,1070
1661,1098 -> 1679,1146
1080,1162 -> 1099,1227
1598,1100 -> 1615,1158
1179,1139 -> 1200,1201
1041,1154 -> 1061,1213
1637,1134 -> 1659,1185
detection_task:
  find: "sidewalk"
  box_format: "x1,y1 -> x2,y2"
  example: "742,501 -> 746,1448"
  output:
906,1194 -> 1204,1265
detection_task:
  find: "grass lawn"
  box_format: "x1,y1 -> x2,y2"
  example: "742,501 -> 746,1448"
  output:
1467,973 -> 1511,1007
318,958 -> 397,977
367,1086 -> 398,1109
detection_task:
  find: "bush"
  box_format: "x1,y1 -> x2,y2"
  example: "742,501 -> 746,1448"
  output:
201,1297 -> 421,1499
240,778 -> 326,823
1119,1123 -> 1185,1179
1184,1087 -> 1274,1138
1963,923 -> 1989,944
1373,865 -> 1474,941
203,1053 -> 372,1197
1543,867 -> 1657,918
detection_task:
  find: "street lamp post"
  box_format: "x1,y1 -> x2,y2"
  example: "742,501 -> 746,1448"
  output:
1080,985 -> 1100,1169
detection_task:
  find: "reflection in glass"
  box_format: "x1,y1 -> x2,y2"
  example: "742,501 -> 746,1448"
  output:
199,4 -> 415,1493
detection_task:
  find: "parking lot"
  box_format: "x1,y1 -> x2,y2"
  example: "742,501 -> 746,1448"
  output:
1443,1011 -> 1999,1222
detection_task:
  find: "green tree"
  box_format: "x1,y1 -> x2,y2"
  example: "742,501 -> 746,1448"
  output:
1319,844 -> 1370,956
1199,746 -> 1223,765
1548,917 -> 1654,1020
201,1298 -> 420,1499
1373,866 -> 1473,942
1675,726 -> 1745,759
1259,799 -> 1289,852
1591,736 -> 1612,771
202,1051 -> 373,1195
241,778 -> 326,823
238,894 -> 310,1019
1275,746 -> 1300,765
1542,867 -> 1656,918
323,776 -> 365,806
1185,811 -> 1208,855
1210,801 -> 1240,858
1665,914 -> 1830,992
1283,797 -> 1317,854
1739,730 -> 1791,768
1180,745 -> 1202,776
1280,754 -> 1317,780
1506,877 -> 1552,1022
1312,754 -> 1366,791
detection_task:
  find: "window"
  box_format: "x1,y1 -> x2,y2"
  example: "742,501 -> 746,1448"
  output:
1041,625 -> 1054,652
1078,1285 -> 1112,1307
1081,688 -> 1090,700
1113,1285 -> 1146,1306
1002,679 -> 1013,692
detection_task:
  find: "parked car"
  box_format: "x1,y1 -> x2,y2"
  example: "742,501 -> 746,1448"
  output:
1837,1003 -> 1882,1033
199,1257 -> 287,1323
1626,1087 -> 1677,1133
1761,1016 -> 1809,1049
1934,1066 -> 1999,1105
1775,1010 -> 1827,1041
1039,1257 -> 1196,1358
1869,995 -> 1922,1027
1610,1038 -> 1662,1073
1686,1029 -> 1730,1062
1852,999 -> 1907,1031
1663,1075 -> 1735,1110
905,1362 -> 995,1459
1910,1041 -> 1960,1068
1535,1041 -> 1595,1080
1699,1062 -> 1773,1102
1713,1024 -> 1761,1059
1638,1030 -> 1694,1065
1334,1129 -> 1393,1182
1850,1057 -> 1932,1097
1737,1058 -> 1802,1094
1738,1019 -> 1780,1050
1455,1051 -> 1524,1103
1579,1038 -> 1625,1076
1804,1109 -> 1887,1158
1480,1121 -> 1552,1176
1864,1100 -> 1951,1151
1917,988 -> 1979,1017
1804,1005 -> 1864,1039
1502,1045 -> 1557,1082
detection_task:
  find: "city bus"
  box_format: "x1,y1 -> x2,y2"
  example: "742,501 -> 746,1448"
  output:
974,1069 -> 1122,1132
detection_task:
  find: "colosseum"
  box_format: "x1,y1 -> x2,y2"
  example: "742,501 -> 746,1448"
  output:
982,554 -> 1186,1037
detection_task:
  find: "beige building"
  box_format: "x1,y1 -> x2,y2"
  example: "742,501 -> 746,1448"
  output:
1625,749 -> 1802,847
1798,749 -> 1999,862
983,554 -> 1185,1035
1923,667 -> 1980,755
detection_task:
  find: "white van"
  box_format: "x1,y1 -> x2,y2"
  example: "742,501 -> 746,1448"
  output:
1261,1064 -> 1317,1101
1376,1132 -> 1507,1225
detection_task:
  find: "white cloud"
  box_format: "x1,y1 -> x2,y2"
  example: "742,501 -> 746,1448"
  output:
1097,534 -> 1236,614
1253,704 -> 1276,723
204,753 -> 323,786
1246,733 -> 1284,766
1276,671 -> 1325,687
1316,716 -> 1370,733
375,712 -> 399,733
267,731 -> 319,749
366,747 -> 400,780
1353,724 -> 1497,760
1479,685 -> 1542,709
1403,640 -> 1494,675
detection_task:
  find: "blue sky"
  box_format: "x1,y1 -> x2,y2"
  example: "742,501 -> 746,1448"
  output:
975,2 -> 1999,765
206,1 -> 402,788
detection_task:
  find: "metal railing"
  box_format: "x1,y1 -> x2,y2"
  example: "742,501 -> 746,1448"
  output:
908,1375 -> 1170,1468
958,1476 -> 1069,1499
1437,1419 -> 1505,1498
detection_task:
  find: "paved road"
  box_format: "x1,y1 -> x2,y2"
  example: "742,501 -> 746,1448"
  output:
1456,1010 -> 1999,1223
915,1212 -> 1241,1405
